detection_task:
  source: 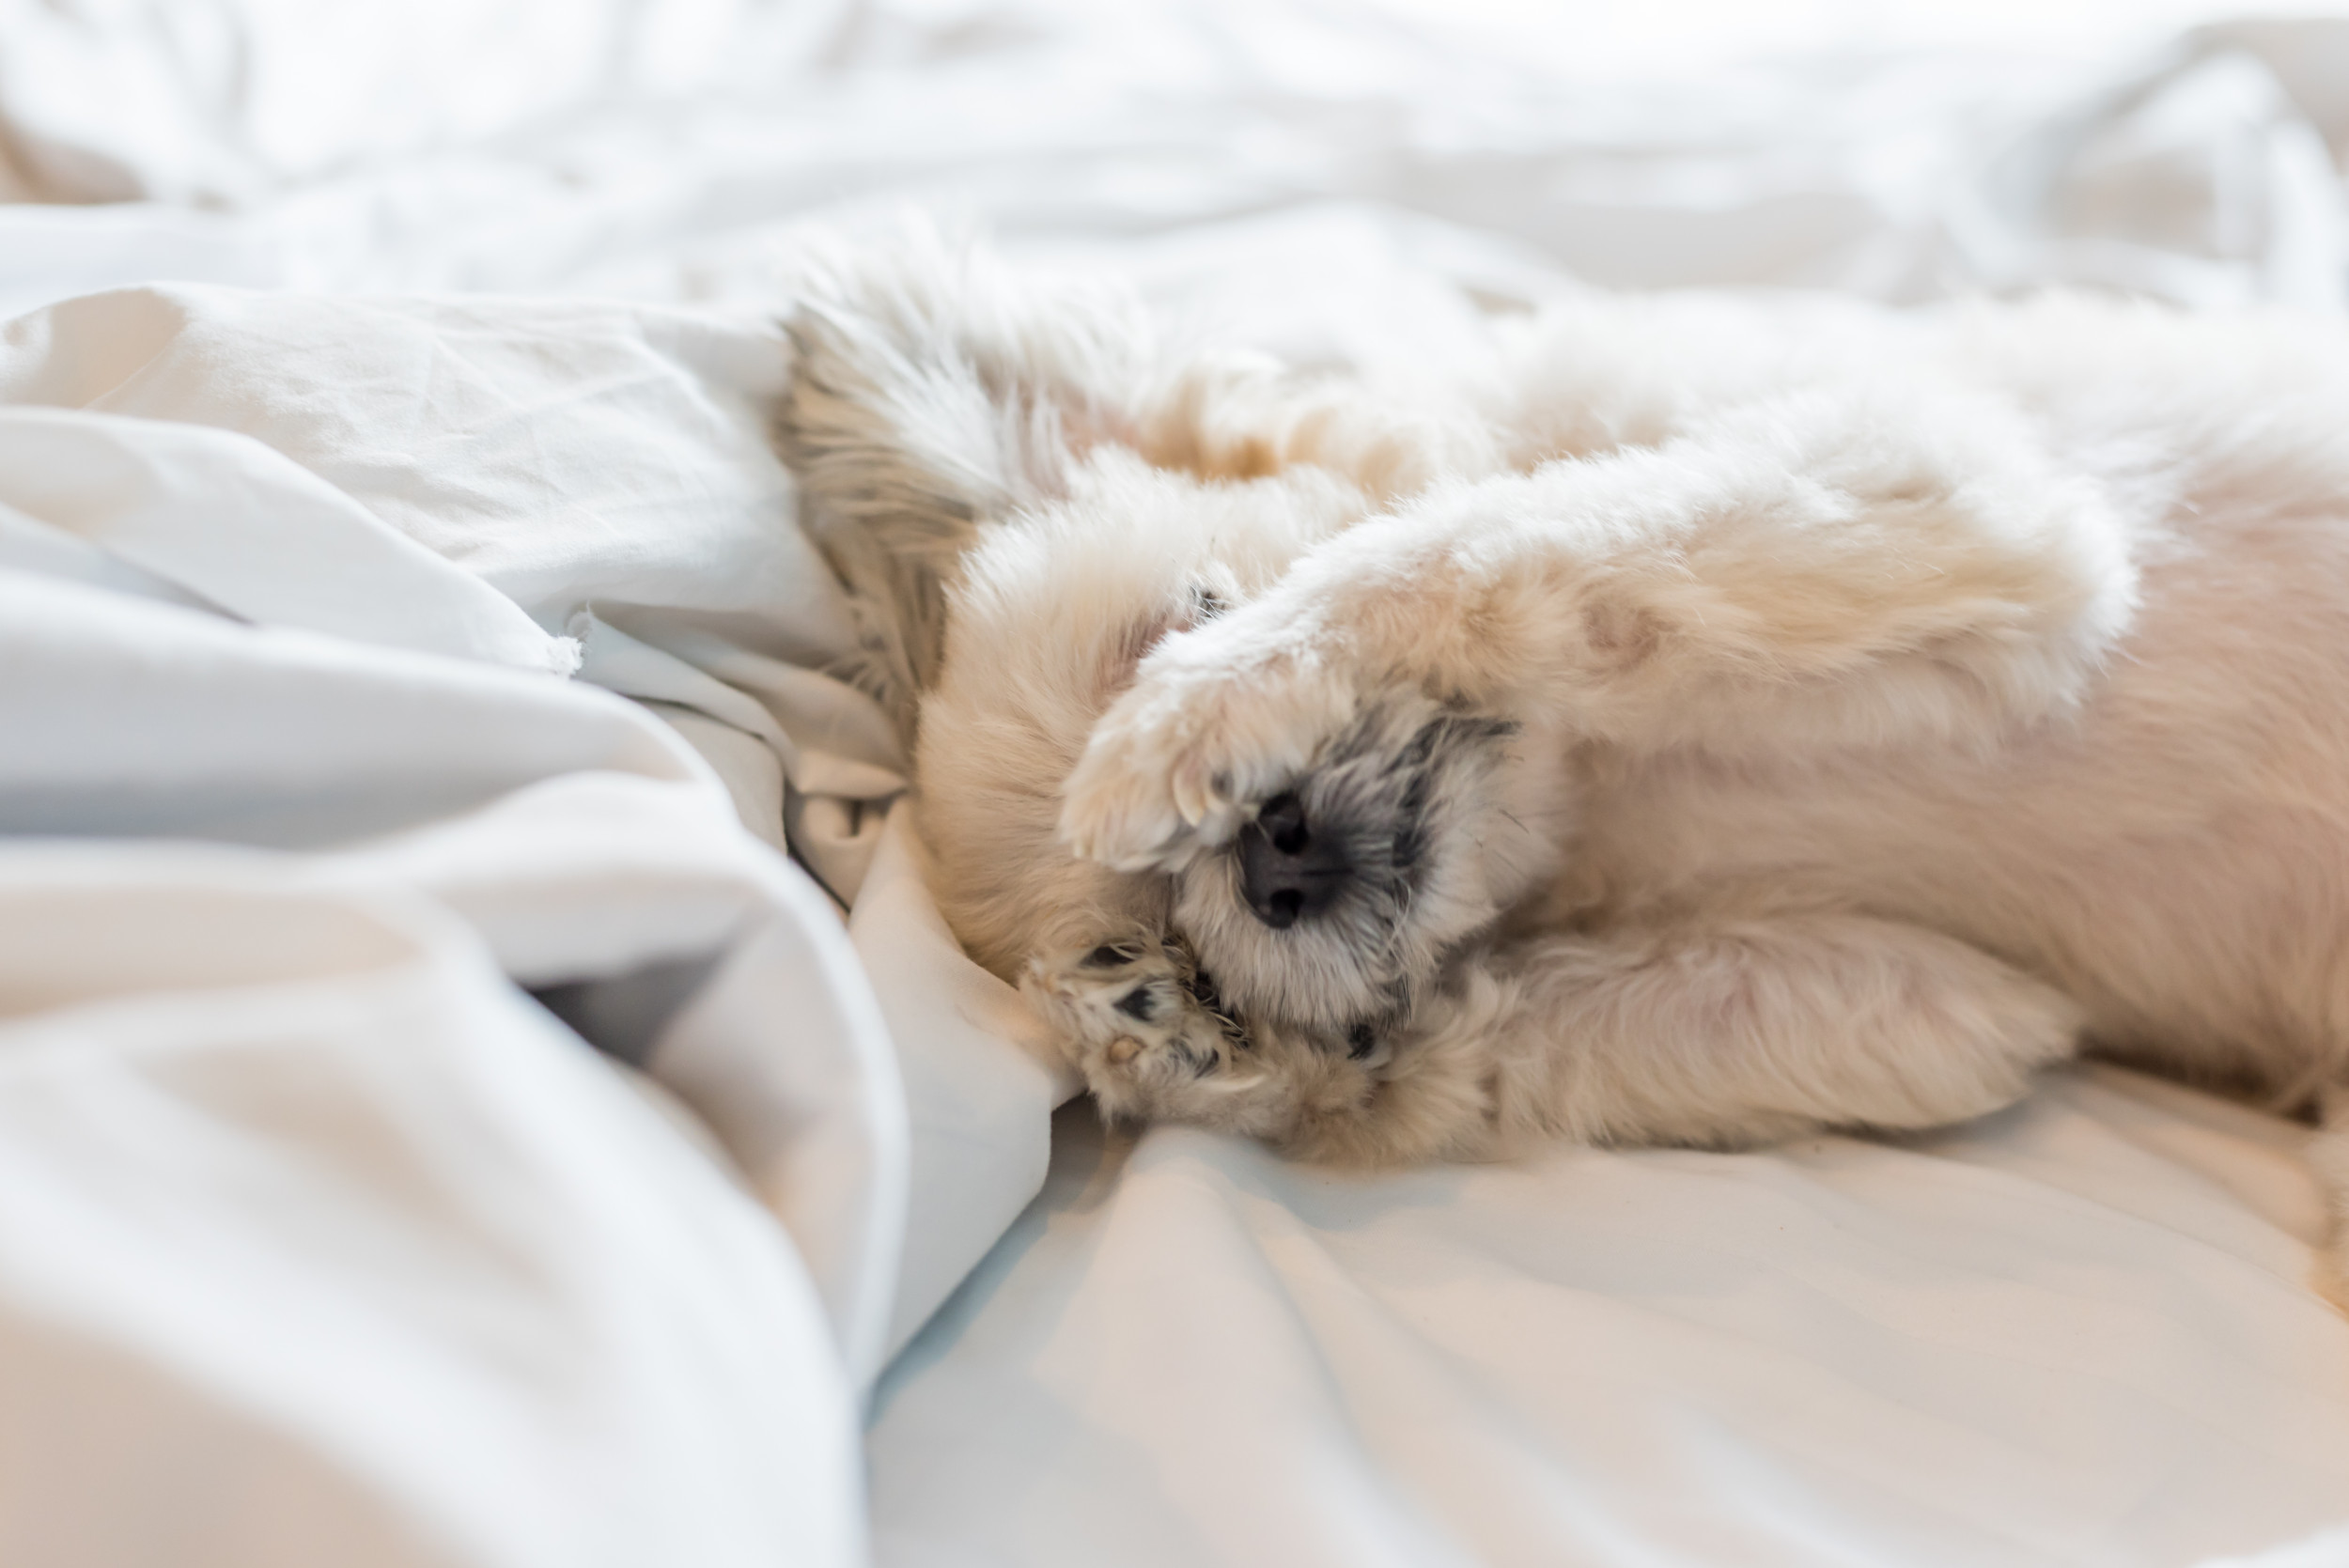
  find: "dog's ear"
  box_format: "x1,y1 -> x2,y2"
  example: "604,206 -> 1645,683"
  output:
775,242 -> 1153,728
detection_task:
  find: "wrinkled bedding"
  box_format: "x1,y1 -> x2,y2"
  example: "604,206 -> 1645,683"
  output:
4,2 -> 2349,1564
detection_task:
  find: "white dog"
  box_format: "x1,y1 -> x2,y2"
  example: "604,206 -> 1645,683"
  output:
775,246 -> 2349,1297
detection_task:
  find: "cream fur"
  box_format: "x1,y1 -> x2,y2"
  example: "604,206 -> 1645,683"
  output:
774,245 -> 2349,1306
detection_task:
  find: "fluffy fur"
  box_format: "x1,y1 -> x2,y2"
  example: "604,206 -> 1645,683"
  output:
775,243 -> 2349,1301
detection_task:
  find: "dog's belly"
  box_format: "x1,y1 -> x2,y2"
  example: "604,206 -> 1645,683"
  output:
1571,481 -> 2349,1104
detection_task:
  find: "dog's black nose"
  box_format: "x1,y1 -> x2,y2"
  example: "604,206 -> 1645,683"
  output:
1237,792 -> 1351,929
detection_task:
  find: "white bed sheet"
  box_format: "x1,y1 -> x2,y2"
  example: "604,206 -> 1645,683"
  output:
872,1079 -> 2349,1568
2,2 -> 2348,1564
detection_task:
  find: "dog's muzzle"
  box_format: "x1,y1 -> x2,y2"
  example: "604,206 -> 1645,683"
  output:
1237,791 -> 1353,928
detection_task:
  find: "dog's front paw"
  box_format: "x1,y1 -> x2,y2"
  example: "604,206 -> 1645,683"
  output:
1058,627 -> 1358,872
1024,937 -> 1325,1138
1025,939 -> 1249,1117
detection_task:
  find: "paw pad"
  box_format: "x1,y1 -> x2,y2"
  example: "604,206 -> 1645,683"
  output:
1024,937 -> 1256,1117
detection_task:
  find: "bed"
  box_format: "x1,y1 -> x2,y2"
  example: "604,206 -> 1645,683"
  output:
2,2 -> 2345,1562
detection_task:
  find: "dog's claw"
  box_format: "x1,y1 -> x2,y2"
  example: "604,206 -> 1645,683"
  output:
1170,764 -> 1216,829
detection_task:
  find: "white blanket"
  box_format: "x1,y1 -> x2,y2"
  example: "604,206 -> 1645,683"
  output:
3,3 -> 2348,1565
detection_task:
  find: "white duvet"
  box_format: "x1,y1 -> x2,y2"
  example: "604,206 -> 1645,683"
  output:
3,3 -> 2348,1564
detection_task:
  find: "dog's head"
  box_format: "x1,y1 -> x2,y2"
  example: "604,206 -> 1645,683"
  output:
1147,692 -> 1544,1043
778,248 -> 1559,1057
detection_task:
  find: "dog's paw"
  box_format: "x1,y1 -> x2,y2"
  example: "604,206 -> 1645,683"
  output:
1058,624 -> 1359,871
1024,935 -> 1430,1150
1022,938 -> 1283,1129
